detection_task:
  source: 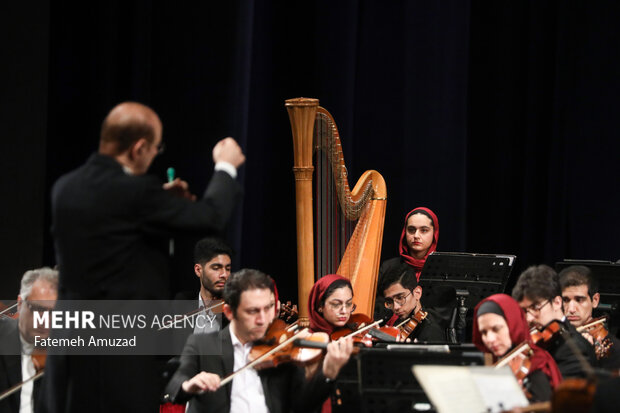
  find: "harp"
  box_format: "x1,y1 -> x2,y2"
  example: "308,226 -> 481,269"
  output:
286,97 -> 387,325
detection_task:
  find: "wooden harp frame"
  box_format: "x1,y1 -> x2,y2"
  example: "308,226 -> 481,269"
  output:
286,97 -> 387,325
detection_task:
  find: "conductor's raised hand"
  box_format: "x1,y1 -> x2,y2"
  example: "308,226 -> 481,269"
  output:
181,371 -> 221,394
212,137 -> 245,168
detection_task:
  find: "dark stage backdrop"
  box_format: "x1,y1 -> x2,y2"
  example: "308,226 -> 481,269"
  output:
2,1 -> 619,301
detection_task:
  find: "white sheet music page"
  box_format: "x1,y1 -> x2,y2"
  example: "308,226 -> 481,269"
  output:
412,365 -> 528,413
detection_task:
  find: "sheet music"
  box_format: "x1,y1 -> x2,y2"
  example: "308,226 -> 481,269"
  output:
412,365 -> 528,413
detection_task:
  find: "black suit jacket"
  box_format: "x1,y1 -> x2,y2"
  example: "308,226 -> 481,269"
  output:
51,153 -> 242,300
44,154 -> 242,413
546,319 -> 597,379
166,326 -> 332,413
0,320 -> 21,413
0,319 -> 43,413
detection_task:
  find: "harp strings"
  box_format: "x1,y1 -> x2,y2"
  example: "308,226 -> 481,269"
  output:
313,113 -> 374,280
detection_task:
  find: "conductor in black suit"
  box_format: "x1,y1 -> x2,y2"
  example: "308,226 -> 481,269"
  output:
0,267 -> 58,413
43,102 -> 245,413
165,268 -> 354,413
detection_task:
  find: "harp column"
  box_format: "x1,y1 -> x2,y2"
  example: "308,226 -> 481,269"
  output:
286,97 -> 319,327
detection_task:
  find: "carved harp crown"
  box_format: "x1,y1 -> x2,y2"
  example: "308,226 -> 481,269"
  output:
286,97 -> 387,325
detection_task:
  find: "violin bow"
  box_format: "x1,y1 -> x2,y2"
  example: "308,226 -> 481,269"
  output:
0,302 -> 18,317
494,342 -> 531,368
576,317 -> 606,333
0,370 -> 44,401
218,328 -> 309,387
342,319 -> 383,340
157,301 -> 224,331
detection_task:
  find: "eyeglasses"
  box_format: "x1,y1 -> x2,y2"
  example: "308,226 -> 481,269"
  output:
326,301 -> 356,312
24,300 -> 54,314
384,291 -> 412,309
156,142 -> 165,155
523,300 -> 550,316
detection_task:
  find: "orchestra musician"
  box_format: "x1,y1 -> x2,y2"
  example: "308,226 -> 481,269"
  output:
380,264 -> 445,342
473,294 -> 562,402
559,265 -> 620,370
511,265 -> 597,378
0,267 -> 58,413
165,269 -> 354,413
375,207 -> 439,317
308,275 -> 356,336
191,237 -> 233,334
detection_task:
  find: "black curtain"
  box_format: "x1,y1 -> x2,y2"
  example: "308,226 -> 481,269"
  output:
2,1 -> 618,301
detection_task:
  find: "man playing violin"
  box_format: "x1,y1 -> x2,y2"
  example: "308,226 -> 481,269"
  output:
559,265 -> 620,370
0,267 -> 58,413
165,269 -> 354,413
512,264 -> 596,378
380,264 -> 445,342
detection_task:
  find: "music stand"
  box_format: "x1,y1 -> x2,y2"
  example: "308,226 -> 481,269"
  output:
334,345 -> 485,413
418,252 -> 516,342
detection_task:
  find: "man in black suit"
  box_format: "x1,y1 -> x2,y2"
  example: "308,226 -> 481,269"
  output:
0,267 -> 58,413
44,102 -> 245,412
165,269 -> 354,413
512,264 -> 597,378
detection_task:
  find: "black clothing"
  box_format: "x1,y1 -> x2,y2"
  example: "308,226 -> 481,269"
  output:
597,333 -> 620,370
0,320 -> 22,413
592,376 -> 620,413
44,153 -> 242,413
0,319 -> 42,413
392,309 -> 447,343
523,369 -> 552,403
374,257 -> 456,331
544,319 -> 597,379
51,153 -> 241,300
166,326 -> 332,413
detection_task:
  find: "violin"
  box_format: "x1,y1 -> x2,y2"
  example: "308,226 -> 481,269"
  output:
248,319 -> 329,370
495,341 -> 534,398
577,317 -> 613,360
530,320 -> 562,347
330,314 -> 399,347
394,308 -> 427,341
219,319 -> 356,386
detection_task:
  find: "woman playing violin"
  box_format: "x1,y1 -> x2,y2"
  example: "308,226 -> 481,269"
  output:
308,275 -> 356,335
473,294 -> 563,402
380,264 -> 445,342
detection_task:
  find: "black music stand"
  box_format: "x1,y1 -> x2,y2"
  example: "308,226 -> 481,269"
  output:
419,252 -> 516,342
555,260 -> 620,332
334,345 -> 485,413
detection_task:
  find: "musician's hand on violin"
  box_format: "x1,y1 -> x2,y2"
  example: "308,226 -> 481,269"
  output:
181,372 -> 221,394
581,331 -> 594,345
322,336 -> 354,380
163,178 -> 197,201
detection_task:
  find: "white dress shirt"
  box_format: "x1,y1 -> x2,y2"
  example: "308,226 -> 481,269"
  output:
19,335 -> 35,413
229,328 -> 269,413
